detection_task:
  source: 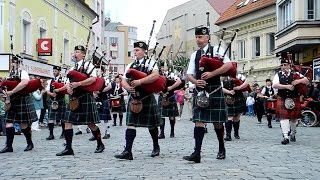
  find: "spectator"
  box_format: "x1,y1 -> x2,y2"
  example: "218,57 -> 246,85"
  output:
31,87 -> 45,131
246,93 -> 255,116
174,87 -> 185,120
0,93 -> 5,136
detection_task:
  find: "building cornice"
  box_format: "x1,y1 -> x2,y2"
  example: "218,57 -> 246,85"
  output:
275,20 -> 320,39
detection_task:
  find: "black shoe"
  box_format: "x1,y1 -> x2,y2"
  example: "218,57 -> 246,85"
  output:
170,133 -> 175,138
158,134 -> 165,139
205,128 -> 208,133
120,122 -> 122,126
86,128 -> 91,133
183,152 -> 201,163
59,134 -> 65,139
268,124 -> 272,128
75,130 -> 82,135
0,146 -> 13,153
290,136 -> 296,142
15,131 -> 22,135
94,144 -> 105,153
112,124 -> 117,126
24,143 -> 34,151
114,150 -> 133,160
56,148 -> 74,156
224,134 -> 232,141
102,134 -> 110,139
150,147 -> 160,157
281,138 -> 290,145
89,136 -> 96,141
216,149 -> 226,160
234,134 -> 240,139
46,135 -> 55,140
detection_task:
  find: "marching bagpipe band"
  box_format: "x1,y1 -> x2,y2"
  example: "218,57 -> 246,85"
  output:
125,20 -> 166,94
0,35 -> 41,95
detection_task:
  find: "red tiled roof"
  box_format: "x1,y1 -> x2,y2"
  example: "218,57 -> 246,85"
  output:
215,0 -> 276,25
207,0 -> 237,15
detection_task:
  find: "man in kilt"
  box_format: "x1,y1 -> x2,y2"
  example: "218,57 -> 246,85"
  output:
261,78 -> 277,128
54,45 -> 105,156
114,41 -> 162,160
183,27 -> 233,163
110,75 -> 126,126
45,65 -> 66,140
158,63 -> 182,139
272,58 -> 308,145
222,74 -> 247,141
92,66 -> 112,140
0,56 -> 38,153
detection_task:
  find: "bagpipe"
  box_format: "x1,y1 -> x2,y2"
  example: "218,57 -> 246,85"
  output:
0,35 -> 41,95
199,27 -> 239,78
288,53 -> 312,96
125,20 -> 166,93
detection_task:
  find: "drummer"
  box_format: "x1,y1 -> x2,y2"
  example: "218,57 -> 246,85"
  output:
261,79 -> 277,128
110,75 -> 127,126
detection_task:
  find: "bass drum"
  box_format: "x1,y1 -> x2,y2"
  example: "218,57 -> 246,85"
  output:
300,110 -> 318,127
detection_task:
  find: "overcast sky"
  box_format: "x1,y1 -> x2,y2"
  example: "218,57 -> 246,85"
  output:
104,0 -> 190,47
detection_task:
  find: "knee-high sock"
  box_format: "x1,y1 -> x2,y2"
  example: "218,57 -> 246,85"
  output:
48,123 -> 54,136
125,129 -> 136,152
290,120 -> 298,136
64,129 -> 73,150
119,114 -> 123,124
267,115 -> 272,125
215,127 -> 225,152
169,118 -> 175,134
159,118 -> 165,135
280,120 -> 290,139
5,127 -> 15,148
194,127 -> 205,156
113,114 -> 117,124
225,120 -> 233,135
91,127 -> 103,146
233,121 -> 240,136
105,121 -> 110,134
21,126 -> 32,145
149,128 -> 159,149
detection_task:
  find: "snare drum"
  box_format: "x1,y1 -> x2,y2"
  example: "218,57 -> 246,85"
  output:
110,96 -> 121,108
266,99 -> 277,110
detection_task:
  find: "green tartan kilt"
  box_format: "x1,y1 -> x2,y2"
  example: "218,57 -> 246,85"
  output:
48,98 -> 66,121
226,92 -> 246,117
126,94 -> 162,128
63,93 -> 100,125
158,94 -> 179,117
5,94 -> 38,125
192,85 -> 227,123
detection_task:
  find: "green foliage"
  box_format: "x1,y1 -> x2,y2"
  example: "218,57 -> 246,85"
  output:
168,55 -> 190,73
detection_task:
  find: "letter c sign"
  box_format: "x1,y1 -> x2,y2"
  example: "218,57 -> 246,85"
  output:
38,38 -> 52,56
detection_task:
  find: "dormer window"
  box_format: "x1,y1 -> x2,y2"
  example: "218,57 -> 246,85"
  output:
64,3 -> 69,12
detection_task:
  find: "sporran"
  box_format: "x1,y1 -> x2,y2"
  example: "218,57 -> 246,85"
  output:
130,99 -> 143,114
69,97 -> 79,111
195,91 -> 210,109
284,98 -> 295,110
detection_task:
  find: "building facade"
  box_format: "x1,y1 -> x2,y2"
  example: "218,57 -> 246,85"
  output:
216,0 -> 278,85
0,0 -> 97,78
103,19 -> 137,76
275,0 -> 320,69
156,0 -> 236,59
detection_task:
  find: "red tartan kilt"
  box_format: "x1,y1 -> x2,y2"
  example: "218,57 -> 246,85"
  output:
276,97 -> 301,119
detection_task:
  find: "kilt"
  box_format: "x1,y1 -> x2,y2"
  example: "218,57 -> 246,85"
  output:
226,92 -> 246,117
48,98 -> 66,121
5,94 -> 38,125
192,85 -> 227,123
276,97 -> 301,119
97,99 -> 112,122
64,93 -> 100,125
126,94 -> 162,128
110,98 -> 126,113
158,94 -> 179,117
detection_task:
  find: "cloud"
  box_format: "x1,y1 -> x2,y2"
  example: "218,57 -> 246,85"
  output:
105,0 -> 190,47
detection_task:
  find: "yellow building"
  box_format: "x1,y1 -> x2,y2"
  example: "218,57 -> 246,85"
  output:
0,0 -> 98,78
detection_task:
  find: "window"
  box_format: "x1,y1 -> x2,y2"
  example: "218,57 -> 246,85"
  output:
64,3 -> 69,12
279,0 -> 293,29
104,37 -> 108,44
238,40 -> 246,59
97,36 -> 100,46
128,51 -> 131,57
110,51 -> 118,58
97,1 -> 100,14
109,37 -> 118,44
81,15 -> 85,23
267,33 -> 275,55
64,38 -> 70,64
39,20 -> 47,38
22,11 -> 32,54
307,0 -> 315,19
253,36 -> 260,58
